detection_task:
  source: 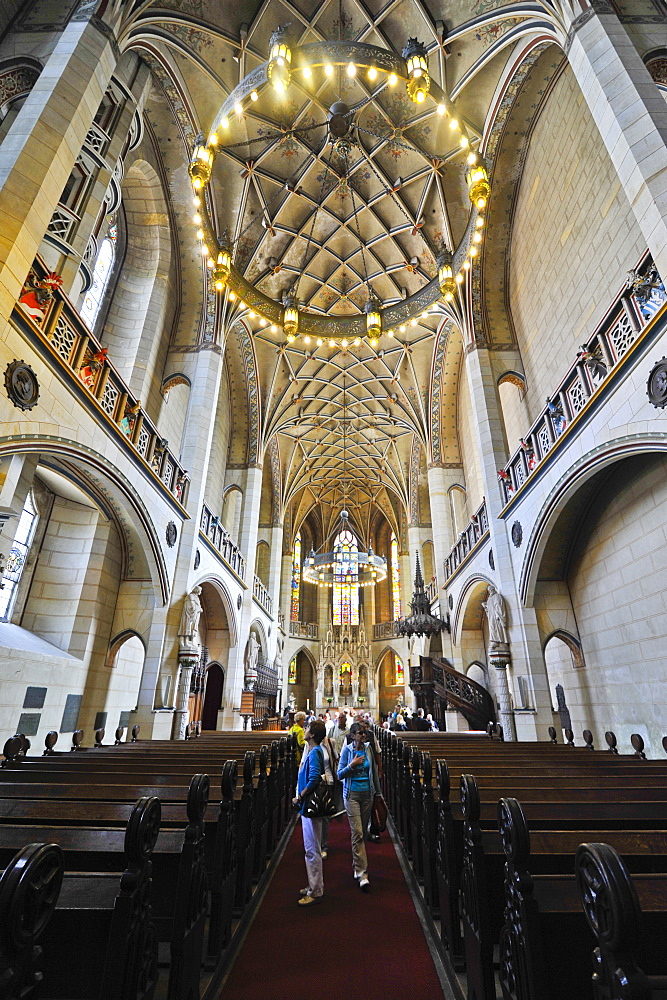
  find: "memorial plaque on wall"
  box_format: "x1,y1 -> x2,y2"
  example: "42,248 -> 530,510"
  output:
23,685 -> 47,709
60,693 -> 82,732
17,712 -> 40,736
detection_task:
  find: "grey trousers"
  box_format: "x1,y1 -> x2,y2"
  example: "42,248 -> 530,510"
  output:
345,790 -> 373,879
301,815 -> 324,897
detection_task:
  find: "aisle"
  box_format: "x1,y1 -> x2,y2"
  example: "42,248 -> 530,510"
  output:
218,816 -> 448,999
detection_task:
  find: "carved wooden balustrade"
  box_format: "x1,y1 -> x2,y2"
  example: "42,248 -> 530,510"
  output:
410,654 -> 496,731
288,620 -> 318,639
253,575 -> 273,614
12,257 -> 189,505
373,620 -> 400,639
444,499 -> 489,581
499,252 -> 666,502
199,504 -> 246,579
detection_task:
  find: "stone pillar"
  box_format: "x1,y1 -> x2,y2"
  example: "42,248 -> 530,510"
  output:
464,347 -> 555,738
0,16 -> 118,326
488,645 -> 517,741
266,523 -> 283,662
172,646 -> 199,740
427,464 -> 461,587
222,464 -> 263,727
566,5 -> 667,280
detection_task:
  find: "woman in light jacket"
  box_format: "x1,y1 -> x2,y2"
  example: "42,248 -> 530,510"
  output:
337,721 -> 381,892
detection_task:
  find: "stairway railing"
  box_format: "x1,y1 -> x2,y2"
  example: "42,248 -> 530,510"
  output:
410,655 -> 495,731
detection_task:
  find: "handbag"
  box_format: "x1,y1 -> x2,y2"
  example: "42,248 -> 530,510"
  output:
301,746 -> 338,819
370,793 -> 388,834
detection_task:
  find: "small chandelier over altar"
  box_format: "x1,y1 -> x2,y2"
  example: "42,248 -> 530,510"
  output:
302,510 -> 387,588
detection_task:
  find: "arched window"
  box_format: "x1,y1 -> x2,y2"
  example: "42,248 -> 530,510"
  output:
290,531 -> 301,621
395,655 -> 404,685
332,528 -> 359,625
0,491 -> 38,621
390,531 -> 402,619
81,219 -> 117,328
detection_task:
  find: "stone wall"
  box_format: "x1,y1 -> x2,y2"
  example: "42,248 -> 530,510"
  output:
509,66 -> 646,423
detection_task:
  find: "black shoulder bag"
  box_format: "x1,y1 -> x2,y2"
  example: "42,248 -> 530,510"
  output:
302,746 -> 338,819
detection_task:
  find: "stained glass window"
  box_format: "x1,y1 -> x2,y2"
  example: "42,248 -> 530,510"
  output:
288,657 -> 297,684
81,219 -> 117,329
290,531 -> 301,621
391,531 -> 402,619
0,492 -> 38,621
395,655 -> 404,685
332,528 -> 359,625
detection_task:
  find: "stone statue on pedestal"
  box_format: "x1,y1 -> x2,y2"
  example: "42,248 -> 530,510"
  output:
482,584 -> 508,648
179,587 -> 203,649
244,632 -> 260,690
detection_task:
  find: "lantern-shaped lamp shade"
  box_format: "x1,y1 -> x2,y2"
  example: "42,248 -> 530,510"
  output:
268,27 -> 291,93
402,38 -> 430,104
466,161 -> 490,209
365,298 -> 382,341
283,293 -> 299,339
188,139 -> 213,190
438,251 -> 456,301
213,246 -> 231,291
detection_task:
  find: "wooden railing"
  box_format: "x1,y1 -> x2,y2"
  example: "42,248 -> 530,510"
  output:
253,575 -> 273,615
373,620 -> 399,640
444,499 -> 489,581
499,254 -> 666,502
289,620 -> 318,639
410,654 -> 496,731
199,504 -> 246,579
13,258 -> 189,505
255,656 -> 279,697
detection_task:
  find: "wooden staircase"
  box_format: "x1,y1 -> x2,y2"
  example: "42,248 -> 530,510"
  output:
410,654 -> 496,731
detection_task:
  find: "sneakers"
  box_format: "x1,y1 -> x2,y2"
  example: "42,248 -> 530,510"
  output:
299,887 -> 309,896
359,877 -> 370,892
298,893 -> 323,907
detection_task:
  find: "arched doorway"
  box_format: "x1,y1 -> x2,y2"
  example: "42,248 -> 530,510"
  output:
287,648 -> 316,713
202,662 -> 224,730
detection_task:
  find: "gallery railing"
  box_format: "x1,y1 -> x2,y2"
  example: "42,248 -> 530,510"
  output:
289,620 -> 319,639
253,575 -> 273,615
199,504 -> 246,580
444,499 -> 489,581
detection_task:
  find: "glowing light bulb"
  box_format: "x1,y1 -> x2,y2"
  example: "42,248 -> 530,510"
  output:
206,258 -> 214,268
347,62 -> 356,77
196,229 -> 204,240
303,66 -> 312,79
286,334 -> 296,343
271,324 -> 278,332
387,329 -> 395,337
341,339 -> 349,347
260,318 -> 267,326
456,273 -> 464,283
328,339 -> 335,347
400,324 -> 406,333
370,338 -> 378,347
208,132 -> 218,145
415,90 -> 425,103
192,177 -> 202,190
193,213 -> 202,224
469,245 -> 478,257
193,197 -> 201,207
317,338 -> 323,346
304,336 -> 311,344
221,118 -> 229,129
368,67 -> 377,81
460,135 -> 469,148
421,311 -> 428,318
274,79 -> 285,93
353,338 -> 361,346
477,196 -> 487,209
201,245 -> 209,255
474,232 -> 482,243
463,260 -> 470,270
234,103 -> 243,115
325,64 -> 333,76
449,119 -> 458,130
467,152 -> 477,165
445,291 -> 453,301
437,104 -> 446,116
410,318 -> 418,327
388,73 -> 397,86
250,91 -> 258,101
476,217 -> 484,228
229,291 -> 236,300
248,310 -> 256,318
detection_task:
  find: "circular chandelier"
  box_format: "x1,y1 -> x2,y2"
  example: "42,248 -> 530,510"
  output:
302,509 -> 387,588
187,30 -> 490,347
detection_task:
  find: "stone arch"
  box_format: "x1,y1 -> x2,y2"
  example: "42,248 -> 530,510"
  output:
0,435 -> 170,602
101,632 -> 145,733
542,629 -> 584,669
0,58 -> 41,142
191,574 -> 238,647
255,539 -> 270,586
448,483 -> 467,535
520,435 -> 667,605
101,157 -> 172,398
105,628 -> 147,668
222,485 -> 243,539
202,661 -> 225,730
466,660 -> 489,690
248,618 -> 268,660
452,572 -> 495,645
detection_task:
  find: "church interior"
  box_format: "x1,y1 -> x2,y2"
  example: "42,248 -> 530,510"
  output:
1,0 -> 667,996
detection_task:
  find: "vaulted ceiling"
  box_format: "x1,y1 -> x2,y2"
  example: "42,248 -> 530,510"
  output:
119,0 -> 565,538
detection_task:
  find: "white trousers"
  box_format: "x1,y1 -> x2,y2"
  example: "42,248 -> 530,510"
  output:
301,815 -> 324,897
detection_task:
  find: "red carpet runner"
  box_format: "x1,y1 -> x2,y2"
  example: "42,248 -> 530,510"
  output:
219,816 -> 446,999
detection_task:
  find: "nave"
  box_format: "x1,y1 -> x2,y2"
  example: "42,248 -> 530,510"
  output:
1,725 -> 667,1000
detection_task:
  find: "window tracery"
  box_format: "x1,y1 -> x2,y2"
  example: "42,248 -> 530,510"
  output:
391,531 -> 402,619
81,219 -> 117,328
332,528 -> 359,625
290,531 -> 301,621
0,492 -> 38,621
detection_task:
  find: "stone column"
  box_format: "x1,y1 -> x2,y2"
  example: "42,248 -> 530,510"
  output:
0,15 -> 118,326
464,347 -> 555,739
266,522 -> 283,662
427,464 -> 461,587
172,646 -> 199,740
488,645 -> 517,741
222,464 -> 263,727
566,5 -> 667,279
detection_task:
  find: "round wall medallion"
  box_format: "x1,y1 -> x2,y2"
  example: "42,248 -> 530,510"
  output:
194,549 -> 200,569
448,594 -> 453,610
4,360 -> 39,411
646,357 -> 667,408
237,593 -> 242,610
488,548 -> 495,570
511,521 -> 523,548
165,521 -> 177,547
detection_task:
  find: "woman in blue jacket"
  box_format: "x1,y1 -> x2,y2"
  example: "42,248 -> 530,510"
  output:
337,721 -> 381,891
292,718 -> 326,906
